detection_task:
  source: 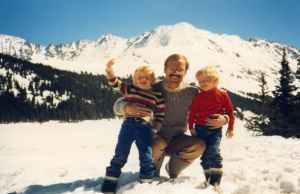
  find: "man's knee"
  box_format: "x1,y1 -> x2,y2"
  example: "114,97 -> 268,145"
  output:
180,139 -> 206,161
152,135 -> 168,160
193,139 -> 206,156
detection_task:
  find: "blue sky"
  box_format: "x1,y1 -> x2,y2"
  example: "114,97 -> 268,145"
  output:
0,0 -> 299,48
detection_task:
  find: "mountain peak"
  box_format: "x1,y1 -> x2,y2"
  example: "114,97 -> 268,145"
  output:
173,22 -> 197,29
128,22 -> 211,48
97,34 -> 126,42
0,34 -> 26,42
153,22 -> 199,33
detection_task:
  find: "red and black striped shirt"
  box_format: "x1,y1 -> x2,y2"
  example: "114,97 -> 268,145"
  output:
108,77 -> 165,126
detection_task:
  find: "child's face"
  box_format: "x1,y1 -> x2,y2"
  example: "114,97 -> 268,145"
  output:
196,75 -> 218,91
134,71 -> 153,90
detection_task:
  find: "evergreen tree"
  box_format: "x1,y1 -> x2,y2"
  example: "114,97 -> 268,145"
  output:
270,49 -> 298,137
257,72 -> 271,128
296,58 -> 300,80
246,72 -> 271,135
295,58 -> 300,130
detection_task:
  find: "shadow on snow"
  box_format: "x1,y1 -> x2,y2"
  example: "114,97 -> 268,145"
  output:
8,172 -> 140,194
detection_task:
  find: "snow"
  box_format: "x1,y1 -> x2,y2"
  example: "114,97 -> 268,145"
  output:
0,68 -> 6,76
1,119 -> 300,194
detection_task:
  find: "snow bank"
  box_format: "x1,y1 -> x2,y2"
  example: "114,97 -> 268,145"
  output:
1,119 -> 300,194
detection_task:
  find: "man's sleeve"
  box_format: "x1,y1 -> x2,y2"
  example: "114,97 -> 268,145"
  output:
188,95 -> 200,129
222,91 -> 235,131
113,97 -> 127,116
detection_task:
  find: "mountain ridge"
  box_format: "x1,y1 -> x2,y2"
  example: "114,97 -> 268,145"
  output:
1,22 -> 300,96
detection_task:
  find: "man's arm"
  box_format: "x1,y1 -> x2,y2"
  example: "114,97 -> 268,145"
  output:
206,114 -> 229,129
113,97 -> 153,117
113,97 -> 127,116
223,91 -> 235,131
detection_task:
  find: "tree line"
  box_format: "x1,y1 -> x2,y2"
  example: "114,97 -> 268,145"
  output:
3,52 -> 299,138
246,49 -> 300,138
0,53 -> 121,122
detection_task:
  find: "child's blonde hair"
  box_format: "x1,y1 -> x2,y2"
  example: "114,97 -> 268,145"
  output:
196,66 -> 220,83
133,65 -> 156,85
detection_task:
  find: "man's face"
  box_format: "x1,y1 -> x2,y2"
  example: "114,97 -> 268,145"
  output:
164,59 -> 187,84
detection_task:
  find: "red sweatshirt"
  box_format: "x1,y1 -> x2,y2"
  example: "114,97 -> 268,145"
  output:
188,87 -> 235,131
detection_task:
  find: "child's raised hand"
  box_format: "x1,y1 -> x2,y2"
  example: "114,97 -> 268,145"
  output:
106,58 -> 116,70
105,58 -> 117,78
226,130 -> 234,138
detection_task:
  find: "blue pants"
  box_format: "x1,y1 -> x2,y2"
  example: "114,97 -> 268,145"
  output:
195,125 -> 223,170
105,118 -> 156,179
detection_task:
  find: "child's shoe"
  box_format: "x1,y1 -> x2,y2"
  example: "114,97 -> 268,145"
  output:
209,169 -> 222,186
101,176 -> 118,194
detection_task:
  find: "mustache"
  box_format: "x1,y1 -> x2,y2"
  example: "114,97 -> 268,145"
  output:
170,74 -> 181,77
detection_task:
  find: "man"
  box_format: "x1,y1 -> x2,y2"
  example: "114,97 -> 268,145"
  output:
114,54 -> 228,179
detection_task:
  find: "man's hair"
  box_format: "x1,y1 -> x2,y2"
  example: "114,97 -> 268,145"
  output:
133,65 -> 156,85
164,54 -> 189,71
196,66 -> 220,83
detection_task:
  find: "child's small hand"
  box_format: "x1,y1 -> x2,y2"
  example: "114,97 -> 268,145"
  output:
226,130 -> 234,138
189,128 -> 197,136
105,59 -> 117,79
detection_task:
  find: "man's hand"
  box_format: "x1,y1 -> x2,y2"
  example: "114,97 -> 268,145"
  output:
124,104 -> 153,117
206,114 -> 228,129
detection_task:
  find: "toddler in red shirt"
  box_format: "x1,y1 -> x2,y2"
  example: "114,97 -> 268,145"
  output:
188,66 -> 235,188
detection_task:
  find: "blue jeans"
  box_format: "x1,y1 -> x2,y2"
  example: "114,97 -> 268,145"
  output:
195,125 -> 223,170
105,118 -> 156,179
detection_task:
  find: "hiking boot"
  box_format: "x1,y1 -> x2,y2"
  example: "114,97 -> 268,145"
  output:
204,170 -> 211,183
209,169 -> 223,186
203,168 -> 223,186
101,177 -> 118,194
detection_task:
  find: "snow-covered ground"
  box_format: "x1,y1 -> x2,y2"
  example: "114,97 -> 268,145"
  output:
1,119 -> 300,194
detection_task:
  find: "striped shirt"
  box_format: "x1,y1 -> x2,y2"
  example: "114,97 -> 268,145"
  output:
108,77 -> 165,127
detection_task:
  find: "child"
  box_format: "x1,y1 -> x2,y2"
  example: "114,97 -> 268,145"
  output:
101,59 -> 165,193
188,66 -> 235,188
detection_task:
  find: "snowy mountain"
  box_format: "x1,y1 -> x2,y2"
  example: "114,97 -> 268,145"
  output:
1,22 -> 300,96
